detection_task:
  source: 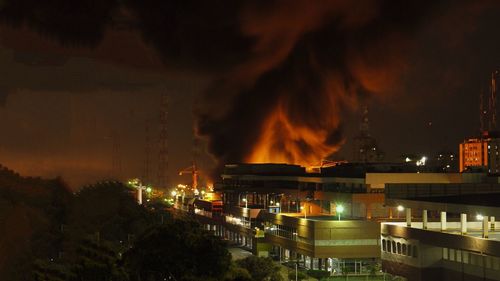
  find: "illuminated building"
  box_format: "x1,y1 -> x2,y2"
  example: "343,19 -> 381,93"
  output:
460,71 -> 500,173
381,183 -> 500,281
459,135 -> 500,173
173,163 -> 485,275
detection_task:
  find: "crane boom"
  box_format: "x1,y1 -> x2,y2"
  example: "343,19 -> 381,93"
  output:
178,161 -> 198,189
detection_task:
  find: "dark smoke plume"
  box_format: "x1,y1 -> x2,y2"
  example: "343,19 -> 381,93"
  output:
195,0 -> 437,169
1,0 -> 498,173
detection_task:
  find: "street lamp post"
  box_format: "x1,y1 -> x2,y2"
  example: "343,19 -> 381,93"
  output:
242,197 -> 248,208
295,261 -> 298,281
336,204 -> 344,221
397,205 -> 404,219
301,205 -> 306,219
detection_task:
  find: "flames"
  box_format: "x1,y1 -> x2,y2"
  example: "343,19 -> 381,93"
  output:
194,0 -> 437,173
246,101 -> 344,166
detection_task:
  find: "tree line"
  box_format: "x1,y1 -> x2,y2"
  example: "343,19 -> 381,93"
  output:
0,165 -> 282,281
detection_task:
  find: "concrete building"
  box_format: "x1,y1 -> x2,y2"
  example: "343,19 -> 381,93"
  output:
173,163 -> 487,276
381,183 -> 500,281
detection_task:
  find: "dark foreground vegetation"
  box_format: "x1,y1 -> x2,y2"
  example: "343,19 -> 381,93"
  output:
0,165 -> 282,281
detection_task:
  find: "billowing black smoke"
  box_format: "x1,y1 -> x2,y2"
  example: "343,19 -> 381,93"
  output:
195,0 -> 439,170
1,0 -> 497,174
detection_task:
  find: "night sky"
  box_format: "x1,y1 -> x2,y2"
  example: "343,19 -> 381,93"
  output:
1,0 -> 500,188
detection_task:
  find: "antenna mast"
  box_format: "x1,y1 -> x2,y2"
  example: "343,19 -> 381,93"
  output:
157,94 -> 169,189
489,71 -> 498,131
142,120 -> 151,185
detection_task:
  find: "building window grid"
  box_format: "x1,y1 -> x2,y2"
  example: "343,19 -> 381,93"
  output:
381,238 -> 417,258
442,248 -> 500,271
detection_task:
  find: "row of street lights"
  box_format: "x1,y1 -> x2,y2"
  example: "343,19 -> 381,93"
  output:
238,195 -> 346,221
397,204 -> 486,222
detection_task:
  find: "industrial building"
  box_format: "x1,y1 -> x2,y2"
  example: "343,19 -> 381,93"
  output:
173,163 -> 487,276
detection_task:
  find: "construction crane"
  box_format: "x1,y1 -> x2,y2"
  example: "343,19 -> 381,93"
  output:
178,161 -> 198,190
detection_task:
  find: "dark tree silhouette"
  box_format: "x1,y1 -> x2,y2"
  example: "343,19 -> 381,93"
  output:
236,256 -> 283,281
124,221 -> 231,281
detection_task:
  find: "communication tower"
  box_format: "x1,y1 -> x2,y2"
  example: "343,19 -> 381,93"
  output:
157,94 -> 169,189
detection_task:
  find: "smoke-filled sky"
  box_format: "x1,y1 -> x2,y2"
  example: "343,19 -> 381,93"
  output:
1,0 -> 500,188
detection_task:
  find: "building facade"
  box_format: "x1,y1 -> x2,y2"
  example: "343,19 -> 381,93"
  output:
459,136 -> 500,173
381,183 -> 500,281
172,163 -> 487,276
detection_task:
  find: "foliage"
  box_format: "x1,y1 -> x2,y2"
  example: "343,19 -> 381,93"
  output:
68,181 -> 155,242
236,256 -> 283,281
307,269 -> 330,279
71,238 -> 129,281
224,263 -> 252,281
33,238 -> 128,281
0,165 -> 71,280
288,270 -> 307,281
0,166 -> 235,281
124,221 -> 231,281
366,260 -> 381,276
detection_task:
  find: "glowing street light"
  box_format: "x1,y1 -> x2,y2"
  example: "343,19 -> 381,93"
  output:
336,204 -> 344,221
171,190 -> 177,197
416,156 -> 427,166
242,197 -> 248,208
397,205 -> 404,219
476,214 -> 484,221
146,187 -> 152,193
301,205 -> 306,219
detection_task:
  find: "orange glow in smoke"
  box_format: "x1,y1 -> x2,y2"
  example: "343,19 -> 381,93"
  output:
246,103 -> 343,166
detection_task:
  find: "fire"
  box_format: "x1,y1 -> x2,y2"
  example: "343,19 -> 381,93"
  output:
246,102 -> 343,166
